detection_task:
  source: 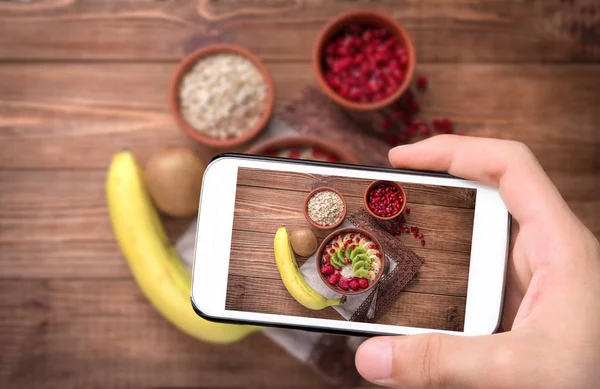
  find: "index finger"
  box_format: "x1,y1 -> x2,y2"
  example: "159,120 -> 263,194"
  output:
388,135 -> 567,223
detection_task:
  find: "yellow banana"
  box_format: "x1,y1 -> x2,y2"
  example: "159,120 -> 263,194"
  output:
273,227 -> 346,310
106,151 -> 260,344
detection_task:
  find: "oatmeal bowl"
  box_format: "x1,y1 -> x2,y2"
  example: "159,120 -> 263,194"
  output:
304,187 -> 347,230
316,227 -> 385,295
169,44 -> 274,148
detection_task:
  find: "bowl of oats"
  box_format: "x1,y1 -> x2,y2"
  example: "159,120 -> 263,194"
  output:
169,44 -> 275,148
304,187 -> 347,230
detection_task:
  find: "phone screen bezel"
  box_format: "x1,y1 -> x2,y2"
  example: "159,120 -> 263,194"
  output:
191,154 -> 510,337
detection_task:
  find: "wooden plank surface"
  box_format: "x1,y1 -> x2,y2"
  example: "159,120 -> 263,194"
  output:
1,63 -> 600,170
226,169 -> 473,330
1,0 -> 599,387
0,0 -> 598,62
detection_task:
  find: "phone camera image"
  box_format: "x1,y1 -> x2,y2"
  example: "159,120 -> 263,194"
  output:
225,167 -> 477,332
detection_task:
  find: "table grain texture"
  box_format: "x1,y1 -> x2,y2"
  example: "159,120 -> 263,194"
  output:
1,0 -> 599,388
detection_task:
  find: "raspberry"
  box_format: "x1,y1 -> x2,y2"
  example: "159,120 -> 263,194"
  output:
321,265 -> 334,275
349,280 -> 359,290
328,273 -> 340,285
358,278 -> 369,289
338,278 -> 350,290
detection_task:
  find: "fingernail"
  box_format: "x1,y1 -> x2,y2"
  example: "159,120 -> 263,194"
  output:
356,338 -> 393,382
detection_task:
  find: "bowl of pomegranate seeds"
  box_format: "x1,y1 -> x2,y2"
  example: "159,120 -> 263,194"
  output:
316,227 -> 385,295
364,180 -> 407,220
312,10 -> 415,111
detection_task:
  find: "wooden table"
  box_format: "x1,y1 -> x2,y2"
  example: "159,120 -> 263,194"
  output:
228,168 -> 475,331
0,1 -> 599,388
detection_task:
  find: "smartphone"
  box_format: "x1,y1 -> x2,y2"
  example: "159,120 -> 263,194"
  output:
191,154 -> 510,337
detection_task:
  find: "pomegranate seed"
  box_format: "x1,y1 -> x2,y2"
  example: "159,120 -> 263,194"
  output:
410,101 -> 420,114
418,233 -> 424,239
384,134 -> 398,145
413,231 -> 418,237
380,117 -> 392,130
350,234 -> 355,238
329,249 -> 335,254
421,240 -> 426,246
416,75 -> 428,89
326,155 -> 339,162
333,242 -> 339,248
405,208 -> 411,214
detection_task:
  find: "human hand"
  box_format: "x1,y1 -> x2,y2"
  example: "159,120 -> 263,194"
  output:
355,135 -> 600,389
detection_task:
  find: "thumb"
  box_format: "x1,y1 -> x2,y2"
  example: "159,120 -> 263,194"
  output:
356,333 -> 503,389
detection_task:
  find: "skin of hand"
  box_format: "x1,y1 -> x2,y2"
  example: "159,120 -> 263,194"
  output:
355,135 -> 600,389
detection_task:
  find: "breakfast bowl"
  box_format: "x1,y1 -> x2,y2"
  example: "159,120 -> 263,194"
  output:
312,9 -> 416,111
316,227 -> 385,295
364,180 -> 407,220
304,187 -> 347,230
247,135 -> 359,164
169,44 -> 275,148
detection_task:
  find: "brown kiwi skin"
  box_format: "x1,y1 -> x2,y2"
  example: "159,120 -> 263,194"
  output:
290,228 -> 318,257
144,148 -> 206,217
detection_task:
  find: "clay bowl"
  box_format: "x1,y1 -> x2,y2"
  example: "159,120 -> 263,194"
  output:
247,135 -> 359,164
169,44 -> 275,148
312,9 -> 416,111
304,187 -> 347,230
316,227 -> 385,296
364,180 -> 407,221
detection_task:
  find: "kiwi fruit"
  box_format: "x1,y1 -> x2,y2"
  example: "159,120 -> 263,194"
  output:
144,147 -> 205,217
290,227 -> 318,257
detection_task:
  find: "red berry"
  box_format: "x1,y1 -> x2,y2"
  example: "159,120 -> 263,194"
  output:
349,280 -> 360,290
384,134 -> 398,146
338,278 -> 350,290
416,75 -> 428,89
321,265 -> 335,275
418,233 -> 424,239
405,208 -> 411,214
379,117 -> 392,130
410,101 -> 420,114
358,278 -> 369,289
421,239 -> 426,246
328,273 -> 341,285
